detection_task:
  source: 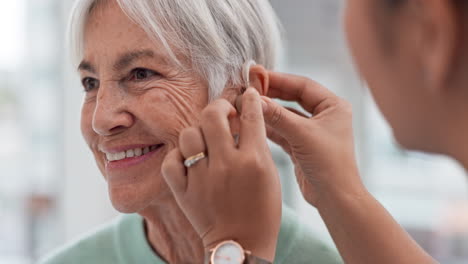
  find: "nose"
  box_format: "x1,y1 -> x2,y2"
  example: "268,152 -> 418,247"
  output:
92,83 -> 134,136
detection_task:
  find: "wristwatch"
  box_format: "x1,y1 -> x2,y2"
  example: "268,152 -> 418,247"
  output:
205,240 -> 272,264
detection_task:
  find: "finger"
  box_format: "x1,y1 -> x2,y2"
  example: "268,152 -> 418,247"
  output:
267,71 -> 339,115
235,93 -> 270,115
261,96 -> 306,140
179,127 -> 208,172
161,148 -> 187,195
238,88 -> 268,149
266,125 -> 292,155
200,99 -> 237,155
284,106 -> 310,118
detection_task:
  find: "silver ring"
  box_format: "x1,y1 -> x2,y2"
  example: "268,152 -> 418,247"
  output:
184,152 -> 207,168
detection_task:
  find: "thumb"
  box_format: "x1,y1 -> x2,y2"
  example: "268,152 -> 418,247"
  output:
261,96 -> 304,140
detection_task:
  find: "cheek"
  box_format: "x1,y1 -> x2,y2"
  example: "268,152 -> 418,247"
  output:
345,0 -> 377,77
136,83 -> 208,145
343,3 -> 396,126
344,2 -> 427,148
344,0 -> 360,57
345,1 -> 396,110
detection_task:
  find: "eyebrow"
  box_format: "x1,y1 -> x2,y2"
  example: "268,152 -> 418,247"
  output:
77,49 -> 162,73
113,49 -> 157,72
78,61 -> 96,74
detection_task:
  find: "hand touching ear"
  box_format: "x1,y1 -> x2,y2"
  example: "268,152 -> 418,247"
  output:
162,88 -> 282,262
260,72 -> 362,206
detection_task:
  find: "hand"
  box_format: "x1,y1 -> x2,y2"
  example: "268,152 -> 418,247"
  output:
260,72 -> 365,207
256,72 -> 436,264
161,88 -> 282,262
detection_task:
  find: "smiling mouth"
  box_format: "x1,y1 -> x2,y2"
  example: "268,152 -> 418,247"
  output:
105,144 -> 164,162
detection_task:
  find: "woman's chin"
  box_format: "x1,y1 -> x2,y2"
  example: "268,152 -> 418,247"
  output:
107,181 -> 173,213
111,199 -> 143,214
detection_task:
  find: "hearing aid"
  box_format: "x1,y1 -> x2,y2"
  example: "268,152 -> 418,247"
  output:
236,60 -> 257,113
240,60 -> 257,94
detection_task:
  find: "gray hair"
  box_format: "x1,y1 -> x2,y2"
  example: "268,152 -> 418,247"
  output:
68,0 -> 282,100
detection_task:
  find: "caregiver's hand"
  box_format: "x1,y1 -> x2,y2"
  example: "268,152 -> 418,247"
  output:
260,72 -> 364,207
260,72 -> 436,264
161,88 -> 282,262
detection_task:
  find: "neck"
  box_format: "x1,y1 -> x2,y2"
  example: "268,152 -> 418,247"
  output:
139,196 -> 205,263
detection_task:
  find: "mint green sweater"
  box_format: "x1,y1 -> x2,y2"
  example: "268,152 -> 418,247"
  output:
39,207 -> 342,264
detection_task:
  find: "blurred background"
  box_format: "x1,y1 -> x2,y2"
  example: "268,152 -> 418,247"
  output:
1,0 -> 468,263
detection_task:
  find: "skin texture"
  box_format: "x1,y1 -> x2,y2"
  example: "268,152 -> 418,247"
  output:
78,1 -> 250,263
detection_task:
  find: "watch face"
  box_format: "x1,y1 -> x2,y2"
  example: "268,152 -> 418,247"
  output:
212,241 -> 245,264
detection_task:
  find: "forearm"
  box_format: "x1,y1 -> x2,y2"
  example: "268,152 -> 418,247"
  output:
317,183 -> 437,264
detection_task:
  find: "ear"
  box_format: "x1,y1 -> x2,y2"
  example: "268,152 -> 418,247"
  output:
249,65 -> 269,96
417,0 -> 458,90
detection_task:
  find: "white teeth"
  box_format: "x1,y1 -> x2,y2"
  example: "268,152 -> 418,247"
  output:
106,151 -> 126,161
126,149 -> 135,158
105,145 -> 161,161
134,148 -> 142,157
116,152 -> 126,160
105,153 -> 115,161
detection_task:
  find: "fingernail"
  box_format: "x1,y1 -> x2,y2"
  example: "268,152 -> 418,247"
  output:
261,96 -> 272,103
247,87 -> 258,94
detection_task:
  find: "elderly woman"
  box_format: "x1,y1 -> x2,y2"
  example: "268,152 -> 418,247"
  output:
39,0 -> 342,264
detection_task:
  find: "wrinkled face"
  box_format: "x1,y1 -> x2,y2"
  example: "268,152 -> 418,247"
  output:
79,2 -> 211,213
344,0 -> 434,150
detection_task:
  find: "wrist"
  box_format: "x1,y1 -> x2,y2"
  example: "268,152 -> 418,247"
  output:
204,238 -> 276,264
202,229 -> 279,262
314,172 -> 369,214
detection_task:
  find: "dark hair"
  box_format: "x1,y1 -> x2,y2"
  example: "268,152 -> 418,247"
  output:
385,0 -> 467,11
386,0 -> 406,8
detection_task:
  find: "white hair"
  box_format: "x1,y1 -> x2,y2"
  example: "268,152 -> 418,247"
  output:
68,0 -> 282,100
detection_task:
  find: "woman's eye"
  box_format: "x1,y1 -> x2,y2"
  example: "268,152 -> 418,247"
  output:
129,68 -> 159,81
82,77 -> 100,92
